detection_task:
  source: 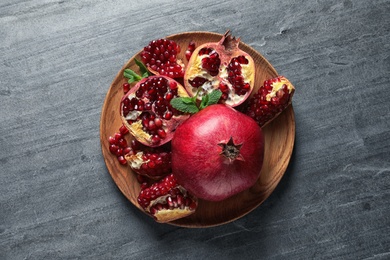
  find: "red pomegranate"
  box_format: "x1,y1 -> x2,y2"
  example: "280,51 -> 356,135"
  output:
120,75 -> 190,147
184,31 -> 255,107
171,104 -> 264,201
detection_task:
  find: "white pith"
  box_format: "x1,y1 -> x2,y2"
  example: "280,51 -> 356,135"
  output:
126,151 -> 147,170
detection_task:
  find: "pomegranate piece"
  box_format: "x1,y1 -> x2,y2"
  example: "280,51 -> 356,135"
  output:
137,174 -> 198,223
108,125 -> 131,165
184,31 -> 255,107
120,75 -> 190,147
140,38 -> 185,78
245,76 -> 295,127
171,104 -> 264,202
124,140 -> 172,180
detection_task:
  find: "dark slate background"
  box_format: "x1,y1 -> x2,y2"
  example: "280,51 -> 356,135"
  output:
1,0 -> 389,259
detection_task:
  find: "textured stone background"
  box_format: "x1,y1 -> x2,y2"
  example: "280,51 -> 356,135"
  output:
1,0 -> 389,259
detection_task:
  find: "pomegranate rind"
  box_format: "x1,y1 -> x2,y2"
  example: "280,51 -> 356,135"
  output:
184,32 -> 255,107
171,104 -> 265,202
120,75 -> 191,147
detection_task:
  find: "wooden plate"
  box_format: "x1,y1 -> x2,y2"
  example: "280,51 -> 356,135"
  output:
100,31 -> 295,228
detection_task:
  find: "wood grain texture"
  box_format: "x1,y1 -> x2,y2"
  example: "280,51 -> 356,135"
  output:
100,31 -> 295,227
1,0 -> 389,259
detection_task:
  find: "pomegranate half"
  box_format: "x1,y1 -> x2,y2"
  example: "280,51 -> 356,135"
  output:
184,31 -> 255,107
171,104 -> 264,201
120,75 -> 190,147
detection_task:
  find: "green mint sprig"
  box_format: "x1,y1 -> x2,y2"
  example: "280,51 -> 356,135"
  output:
123,58 -> 151,83
170,89 -> 222,114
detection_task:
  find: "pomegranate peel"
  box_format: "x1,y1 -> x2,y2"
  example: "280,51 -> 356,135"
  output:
245,76 -> 295,127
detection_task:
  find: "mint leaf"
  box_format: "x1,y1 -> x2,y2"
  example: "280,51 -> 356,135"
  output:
124,69 -> 142,82
206,89 -> 222,106
135,58 -> 151,78
170,90 -> 223,114
181,97 -> 195,104
170,98 -> 199,114
199,93 -> 209,110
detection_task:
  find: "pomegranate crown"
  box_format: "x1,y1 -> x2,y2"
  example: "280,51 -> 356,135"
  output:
220,30 -> 241,53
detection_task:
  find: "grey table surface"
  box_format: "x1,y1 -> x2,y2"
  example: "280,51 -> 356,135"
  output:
1,0 -> 389,259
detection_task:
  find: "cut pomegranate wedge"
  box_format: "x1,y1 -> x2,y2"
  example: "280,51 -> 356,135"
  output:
137,174 -> 198,223
245,76 -> 295,127
120,75 -> 190,147
140,38 -> 185,78
124,139 -> 171,180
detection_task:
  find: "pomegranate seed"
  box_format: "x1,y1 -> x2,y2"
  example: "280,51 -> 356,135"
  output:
163,111 -> 173,120
119,125 -> 129,135
108,136 -> 117,145
151,135 -> 160,145
123,146 -> 132,155
115,147 -> 123,156
123,83 -> 130,94
109,144 -> 119,154
169,80 -> 177,90
154,118 -> 163,128
117,155 -> 127,165
157,128 -> 166,138
118,138 -> 128,148
141,39 -> 184,77
114,132 -> 122,142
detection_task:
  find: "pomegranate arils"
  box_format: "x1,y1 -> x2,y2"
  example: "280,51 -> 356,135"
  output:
200,48 -> 221,76
227,56 -> 251,96
120,76 -> 189,147
189,77 -> 209,88
124,140 -> 172,179
141,39 -> 184,78
185,41 -> 196,61
245,76 -> 295,127
107,125 -> 131,165
137,174 -> 198,222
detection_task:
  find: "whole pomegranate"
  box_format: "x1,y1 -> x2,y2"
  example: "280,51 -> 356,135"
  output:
120,75 -> 190,147
184,31 -> 255,107
171,104 -> 264,201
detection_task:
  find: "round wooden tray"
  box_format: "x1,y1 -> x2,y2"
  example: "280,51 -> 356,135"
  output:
100,31 -> 295,228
